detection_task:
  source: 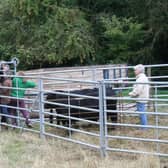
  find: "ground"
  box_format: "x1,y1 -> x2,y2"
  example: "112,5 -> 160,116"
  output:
0,130 -> 167,168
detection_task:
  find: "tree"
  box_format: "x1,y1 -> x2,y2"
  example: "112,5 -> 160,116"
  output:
76,0 -> 129,16
127,0 -> 168,64
98,15 -> 149,64
0,0 -> 167,69
148,0 -> 168,64
0,0 -> 96,69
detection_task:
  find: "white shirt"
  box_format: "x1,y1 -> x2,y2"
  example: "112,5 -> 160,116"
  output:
129,73 -> 149,103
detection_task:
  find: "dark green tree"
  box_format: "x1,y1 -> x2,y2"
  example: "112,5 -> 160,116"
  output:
98,15 -> 150,64
0,0 -> 96,69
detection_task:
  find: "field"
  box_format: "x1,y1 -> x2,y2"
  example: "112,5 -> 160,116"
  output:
0,67 -> 167,168
1,90 -> 167,168
0,130 -> 167,168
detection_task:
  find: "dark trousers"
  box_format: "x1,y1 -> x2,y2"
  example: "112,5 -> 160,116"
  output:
10,99 -> 30,126
0,106 -> 9,123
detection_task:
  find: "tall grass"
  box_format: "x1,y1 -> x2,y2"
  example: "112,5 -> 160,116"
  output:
0,131 -> 163,168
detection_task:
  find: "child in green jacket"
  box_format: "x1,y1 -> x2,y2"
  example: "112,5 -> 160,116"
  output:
10,71 -> 36,127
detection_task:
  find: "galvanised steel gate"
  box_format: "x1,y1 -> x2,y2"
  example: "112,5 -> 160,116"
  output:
0,64 -> 167,157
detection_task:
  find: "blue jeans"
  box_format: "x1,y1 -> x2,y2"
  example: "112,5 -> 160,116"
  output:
0,106 -> 9,123
136,102 -> 148,129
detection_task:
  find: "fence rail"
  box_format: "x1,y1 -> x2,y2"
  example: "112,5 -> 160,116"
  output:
0,64 -> 168,157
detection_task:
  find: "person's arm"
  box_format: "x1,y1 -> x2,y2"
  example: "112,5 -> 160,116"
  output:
129,76 -> 144,97
24,80 -> 36,88
129,83 -> 143,97
2,79 -> 12,95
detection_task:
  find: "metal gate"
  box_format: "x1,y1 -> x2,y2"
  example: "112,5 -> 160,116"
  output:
0,63 -> 167,157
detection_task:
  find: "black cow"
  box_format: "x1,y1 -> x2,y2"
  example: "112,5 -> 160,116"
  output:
44,87 -> 117,127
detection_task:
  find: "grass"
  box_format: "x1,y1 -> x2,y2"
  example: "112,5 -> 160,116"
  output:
0,130 -> 167,168
0,89 -> 167,168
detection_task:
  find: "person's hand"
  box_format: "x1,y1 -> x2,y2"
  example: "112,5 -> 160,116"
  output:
22,78 -> 27,83
129,92 -> 133,97
129,92 -> 137,97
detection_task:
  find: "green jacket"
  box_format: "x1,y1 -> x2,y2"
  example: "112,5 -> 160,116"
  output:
11,77 -> 36,98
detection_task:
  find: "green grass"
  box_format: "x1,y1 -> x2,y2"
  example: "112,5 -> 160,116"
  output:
117,89 -> 168,99
151,89 -> 168,99
118,89 -> 130,97
3,140 -> 25,167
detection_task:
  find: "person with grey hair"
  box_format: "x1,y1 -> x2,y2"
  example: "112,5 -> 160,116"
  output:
129,64 -> 149,129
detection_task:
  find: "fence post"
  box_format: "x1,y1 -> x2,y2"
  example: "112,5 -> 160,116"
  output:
113,69 -> 116,79
103,69 -> 109,80
102,82 -> 108,152
92,68 -> 96,81
99,81 -> 106,157
38,78 -> 45,138
154,84 -> 160,153
103,69 -> 110,88
147,67 -> 152,110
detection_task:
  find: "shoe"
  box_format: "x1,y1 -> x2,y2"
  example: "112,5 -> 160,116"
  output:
1,124 -> 8,130
26,123 -> 33,128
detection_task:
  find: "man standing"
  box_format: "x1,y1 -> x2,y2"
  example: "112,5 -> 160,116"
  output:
129,64 -> 149,129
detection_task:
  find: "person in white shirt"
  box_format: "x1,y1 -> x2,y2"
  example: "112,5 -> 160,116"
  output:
129,64 -> 149,129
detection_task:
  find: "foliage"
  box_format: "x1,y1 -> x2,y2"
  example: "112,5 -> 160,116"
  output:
0,0 -> 95,69
98,15 -> 151,64
127,0 -> 168,64
0,0 -> 167,69
148,0 -> 168,64
15,7 -> 95,68
76,0 -> 129,15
